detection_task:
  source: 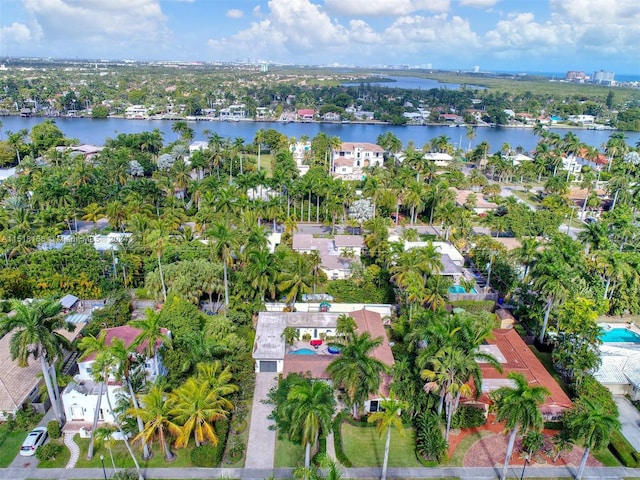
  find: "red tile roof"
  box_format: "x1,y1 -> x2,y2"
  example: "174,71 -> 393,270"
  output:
475,329 -> 572,413
82,325 -> 168,362
350,309 -> 395,367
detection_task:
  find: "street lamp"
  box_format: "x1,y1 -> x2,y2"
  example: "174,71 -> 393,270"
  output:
100,454 -> 107,480
520,453 -> 530,480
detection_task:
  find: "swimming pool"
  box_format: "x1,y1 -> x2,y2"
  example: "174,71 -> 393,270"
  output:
600,328 -> 640,343
449,285 -> 478,294
290,348 -> 317,355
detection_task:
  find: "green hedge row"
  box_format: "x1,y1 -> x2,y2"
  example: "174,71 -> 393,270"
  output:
189,417 -> 230,467
332,413 -> 352,467
609,430 -> 639,467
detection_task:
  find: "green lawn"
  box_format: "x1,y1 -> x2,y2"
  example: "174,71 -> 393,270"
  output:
341,423 -> 422,468
592,447 -> 621,467
74,435 -> 192,469
274,434 -> 304,467
0,426 -> 27,467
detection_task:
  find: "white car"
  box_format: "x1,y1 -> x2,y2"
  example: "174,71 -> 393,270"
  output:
20,427 -> 48,456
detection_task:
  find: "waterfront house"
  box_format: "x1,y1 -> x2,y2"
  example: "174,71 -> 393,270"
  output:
330,142 -> 385,180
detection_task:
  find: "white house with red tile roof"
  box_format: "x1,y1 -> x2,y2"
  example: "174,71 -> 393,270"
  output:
562,148 -> 608,175
62,325 -> 169,424
330,142 -> 385,180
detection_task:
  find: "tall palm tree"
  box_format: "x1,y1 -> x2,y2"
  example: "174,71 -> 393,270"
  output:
490,372 -> 550,480
327,331 -> 388,418
130,309 -> 171,378
147,219 -> 175,302
195,361 -> 238,404
78,331 -> 109,459
567,398 -> 620,480
206,221 -> 240,309
278,253 -> 314,310
284,379 -> 335,467
129,384 -> 181,462
368,396 -> 407,480
170,377 -> 231,448
0,299 -> 71,425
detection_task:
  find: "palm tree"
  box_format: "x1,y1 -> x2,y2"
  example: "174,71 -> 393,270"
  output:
568,398 -> 620,480
282,326 -> 300,348
368,396 -> 407,480
490,372 -> 550,480
129,384 -> 181,462
283,380 -> 335,467
129,309 -> 171,378
278,253 -> 314,310
195,361 -> 238,405
78,331 -> 109,459
94,426 -> 118,474
171,376 -> 231,448
327,332 -> 388,418
0,299 -> 71,425
206,221 -> 240,309
147,219 -> 175,302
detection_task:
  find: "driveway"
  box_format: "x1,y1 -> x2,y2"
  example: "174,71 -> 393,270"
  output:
615,396 -> 640,451
245,373 -> 278,468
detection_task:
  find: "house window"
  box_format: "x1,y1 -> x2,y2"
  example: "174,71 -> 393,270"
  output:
314,329 -> 318,338
369,400 -> 380,412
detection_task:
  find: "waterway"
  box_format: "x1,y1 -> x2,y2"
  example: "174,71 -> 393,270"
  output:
342,75 -> 485,90
1,116 -> 638,152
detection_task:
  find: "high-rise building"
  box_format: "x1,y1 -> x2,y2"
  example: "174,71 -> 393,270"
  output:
593,70 -> 615,84
566,71 -> 585,81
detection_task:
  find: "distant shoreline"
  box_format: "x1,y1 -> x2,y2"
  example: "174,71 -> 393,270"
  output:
0,113 -> 620,132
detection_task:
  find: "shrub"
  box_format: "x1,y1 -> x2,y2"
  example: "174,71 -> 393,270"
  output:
5,413 -> 16,432
609,430 -> 639,467
210,417 -> 230,466
450,405 -> 486,429
415,411 -> 448,463
15,405 -> 42,430
332,413 -> 352,467
47,420 -> 62,439
191,444 -> 216,467
112,470 -> 139,480
36,443 -> 62,461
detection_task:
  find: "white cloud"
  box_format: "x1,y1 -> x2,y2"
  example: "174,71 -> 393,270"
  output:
226,9 -> 244,19
209,0 -> 351,59
21,0 -> 169,56
458,0 -> 498,7
324,0 -> 449,16
383,14 -> 479,52
0,22 -> 33,45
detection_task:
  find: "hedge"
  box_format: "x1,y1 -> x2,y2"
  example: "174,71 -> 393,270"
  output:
189,417 -> 230,467
332,413 -> 352,467
609,430 -> 639,467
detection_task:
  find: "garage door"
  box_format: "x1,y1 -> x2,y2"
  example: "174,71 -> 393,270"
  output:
259,361 -> 277,372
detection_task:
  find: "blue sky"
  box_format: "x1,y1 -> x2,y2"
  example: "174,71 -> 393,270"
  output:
0,0 -> 638,74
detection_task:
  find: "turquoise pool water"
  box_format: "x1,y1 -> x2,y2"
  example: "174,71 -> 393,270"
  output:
600,328 -> 640,343
449,285 -> 479,294
291,348 -> 317,355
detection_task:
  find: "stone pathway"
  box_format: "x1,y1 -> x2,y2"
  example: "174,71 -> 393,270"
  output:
63,433 -> 80,469
325,431 -> 336,459
244,373 -> 278,469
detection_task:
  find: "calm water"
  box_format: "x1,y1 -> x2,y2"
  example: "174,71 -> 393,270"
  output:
342,75 -> 485,90
1,116 -> 638,152
600,328 -> 640,343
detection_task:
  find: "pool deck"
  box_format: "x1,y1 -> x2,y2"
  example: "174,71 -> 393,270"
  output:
286,339 -> 337,356
599,321 -> 640,337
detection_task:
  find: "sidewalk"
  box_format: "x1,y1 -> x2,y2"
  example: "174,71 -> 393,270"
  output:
2,465 -> 640,479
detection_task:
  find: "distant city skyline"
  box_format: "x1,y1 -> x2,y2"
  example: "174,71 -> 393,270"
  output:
1,0 -> 638,75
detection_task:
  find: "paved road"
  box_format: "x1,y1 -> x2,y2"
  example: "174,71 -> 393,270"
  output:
2,465 -> 640,479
